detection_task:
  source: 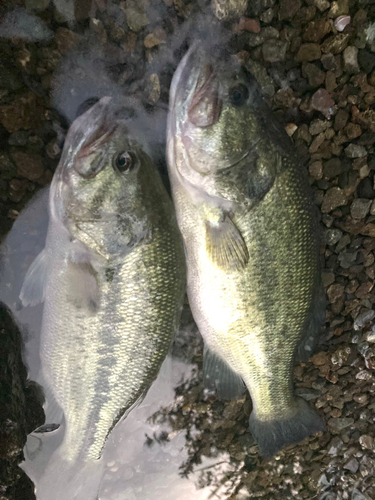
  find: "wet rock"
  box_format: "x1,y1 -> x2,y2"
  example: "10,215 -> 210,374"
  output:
0,64 -> 23,92
344,458 -> 359,473
11,151 -> 44,181
9,179 -> 29,203
25,0 -> 50,10
123,0 -> 149,32
55,27 -> 80,54
311,351 -> 329,365
0,92 -> 45,133
295,388 -> 321,401
144,29 -> 167,48
314,0 -> 330,12
8,131 -> 29,147
354,310 -> 375,331
309,160 -> 323,179
344,144 -> 367,158
358,50 -> 375,73
321,34 -> 350,54
296,43 -> 321,62
323,158 -> 341,178
311,89 -> 335,119
324,228 -> 342,245
350,199 -> 372,219
278,0 -> 301,20
303,19 -> 330,43
321,187 -> 347,213
328,437 -> 344,455
344,123 -> 362,140
322,53 -> 339,71
212,0 -> 247,19
309,119 -> 330,135
303,63 -> 325,87
343,46 -> 360,74
322,271 -> 335,287
262,39 -> 287,62
334,109 -> 349,131
238,17 -> 261,32
260,8 -> 274,24
359,435 -> 373,450
328,417 -> 354,432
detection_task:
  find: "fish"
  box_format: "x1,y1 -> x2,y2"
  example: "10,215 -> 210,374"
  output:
167,44 -> 325,458
20,96 -> 186,495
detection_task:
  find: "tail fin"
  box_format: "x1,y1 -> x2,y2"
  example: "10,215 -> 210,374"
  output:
249,398 -> 324,458
34,447 -> 105,500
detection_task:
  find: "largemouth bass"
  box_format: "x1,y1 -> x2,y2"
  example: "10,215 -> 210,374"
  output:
167,45 -> 325,457
20,97 -> 186,465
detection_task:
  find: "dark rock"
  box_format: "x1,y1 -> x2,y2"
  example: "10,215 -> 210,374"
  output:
358,50 -> 375,73
354,310 -> 375,330
321,34 -> 350,54
343,46 -> 360,74
11,151 -> 44,181
345,144 -> 367,158
322,271 -> 335,287
328,417 -> 354,432
8,131 -> 29,147
334,109 -> 349,131
324,228 -> 342,245
344,458 -> 359,473
314,0 -> 330,11
278,0 -> 301,20
262,39 -> 287,62
357,178 -> 375,199
303,63 -> 325,87
311,89 -> 335,119
303,19 -> 331,43
0,65 -> 23,91
324,158 -> 342,178
322,53 -> 339,71
296,43 -> 321,62
321,187 -> 347,213
0,303 -> 44,499
25,0 -> 50,11
350,199 -> 372,219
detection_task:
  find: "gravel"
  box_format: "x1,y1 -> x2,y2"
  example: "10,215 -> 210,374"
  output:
1,0 -> 375,499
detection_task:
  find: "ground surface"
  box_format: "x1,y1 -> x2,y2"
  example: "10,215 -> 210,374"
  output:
0,0 -> 374,498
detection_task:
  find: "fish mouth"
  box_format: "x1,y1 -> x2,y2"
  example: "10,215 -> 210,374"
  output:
72,97 -> 118,178
187,62 -> 222,128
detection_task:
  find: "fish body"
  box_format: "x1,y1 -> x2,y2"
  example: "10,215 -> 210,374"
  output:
21,97 -> 186,463
167,45 -> 325,457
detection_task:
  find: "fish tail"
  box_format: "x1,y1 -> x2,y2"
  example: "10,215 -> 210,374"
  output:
35,447 -> 104,500
249,397 -> 324,458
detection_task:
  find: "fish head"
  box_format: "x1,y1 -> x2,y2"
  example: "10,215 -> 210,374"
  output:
168,44 -> 280,207
50,97 -> 155,259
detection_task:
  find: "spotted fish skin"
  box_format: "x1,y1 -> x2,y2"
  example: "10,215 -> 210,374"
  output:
167,45 -> 325,457
21,97 -> 186,462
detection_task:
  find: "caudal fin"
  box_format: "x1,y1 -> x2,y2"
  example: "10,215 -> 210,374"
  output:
249,398 -> 324,458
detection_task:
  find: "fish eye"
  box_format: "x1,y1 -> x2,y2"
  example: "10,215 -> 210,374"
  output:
229,84 -> 249,107
115,151 -> 135,172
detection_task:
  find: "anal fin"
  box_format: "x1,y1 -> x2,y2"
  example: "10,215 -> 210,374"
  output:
205,214 -> 249,271
203,345 -> 246,401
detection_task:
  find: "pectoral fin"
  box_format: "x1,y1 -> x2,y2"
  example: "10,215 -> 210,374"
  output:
20,249 -> 50,307
205,214 -> 249,271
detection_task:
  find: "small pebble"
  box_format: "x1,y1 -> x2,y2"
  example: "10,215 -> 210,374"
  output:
335,15 -> 351,31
